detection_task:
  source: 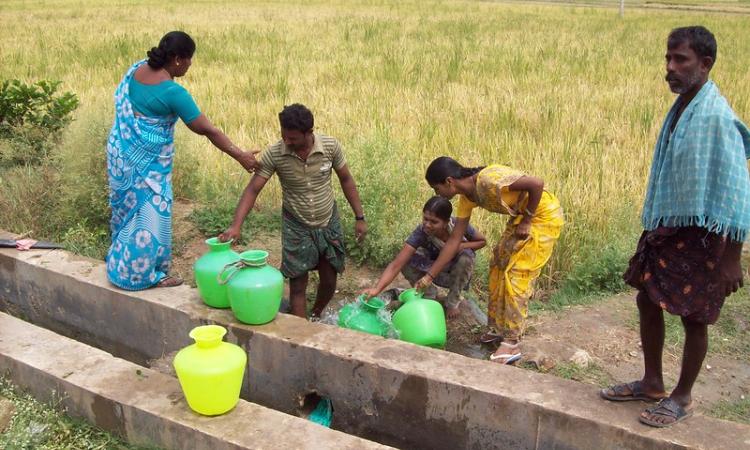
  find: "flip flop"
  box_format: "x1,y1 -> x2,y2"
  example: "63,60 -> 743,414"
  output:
489,352 -> 522,364
479,331 -> 504,344
157,276 -> 184,288
600,381 -> 666,402
489,342 -> 521,364
639,398 -> 693,428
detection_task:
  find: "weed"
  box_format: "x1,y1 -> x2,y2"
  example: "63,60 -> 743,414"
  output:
551,362 -> 614,388
0,376 -> 158,449
707,397 -> 750,424
188,203 -> 281,244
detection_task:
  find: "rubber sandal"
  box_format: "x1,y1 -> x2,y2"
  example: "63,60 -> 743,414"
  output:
489,342 -> 521,364
639,398 -> 693,428
489,352 -> 522,364
600,381 -> 666,402
479,331 -> 504,345
157,276 -> 184,288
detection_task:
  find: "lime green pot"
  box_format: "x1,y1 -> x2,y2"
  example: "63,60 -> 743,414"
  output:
338,296 -> 391,336
222,250 -> 284,325
194,237 -> 240,308
392,288 -> 446,348
173,325 -> 247,416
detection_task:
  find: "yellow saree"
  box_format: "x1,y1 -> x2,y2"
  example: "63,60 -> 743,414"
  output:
456,165 -> 564,339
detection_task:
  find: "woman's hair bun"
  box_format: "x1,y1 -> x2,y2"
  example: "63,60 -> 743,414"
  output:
146,31 -> 195,70
146,47 -> 167,69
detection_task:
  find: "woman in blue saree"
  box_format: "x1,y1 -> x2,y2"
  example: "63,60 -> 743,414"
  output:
106,31 -> 258,290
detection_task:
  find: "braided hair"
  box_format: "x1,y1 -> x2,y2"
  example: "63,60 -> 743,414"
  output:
425,156 -> 484,185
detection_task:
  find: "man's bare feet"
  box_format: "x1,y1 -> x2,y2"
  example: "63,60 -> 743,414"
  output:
446,305 -> 460,319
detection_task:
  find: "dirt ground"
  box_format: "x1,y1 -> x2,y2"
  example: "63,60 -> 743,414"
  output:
170,201 -> 749,418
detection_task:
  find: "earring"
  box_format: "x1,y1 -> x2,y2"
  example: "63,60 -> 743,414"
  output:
176,62 -> 180,66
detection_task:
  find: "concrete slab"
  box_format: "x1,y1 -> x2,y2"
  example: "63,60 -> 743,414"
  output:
1,234 -> 749,449
0,312 -> 391,450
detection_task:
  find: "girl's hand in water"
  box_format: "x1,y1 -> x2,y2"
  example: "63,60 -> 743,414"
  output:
415,274 -> 433,292
360,288 -> 380,300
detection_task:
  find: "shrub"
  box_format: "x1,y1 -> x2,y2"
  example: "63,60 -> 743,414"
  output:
188,202 -> 281,244
0,79 -> 79,165
0,106 -> 111,260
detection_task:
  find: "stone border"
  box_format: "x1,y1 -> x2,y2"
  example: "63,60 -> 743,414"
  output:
1,237 -> 749,449
0,312 -> 390,450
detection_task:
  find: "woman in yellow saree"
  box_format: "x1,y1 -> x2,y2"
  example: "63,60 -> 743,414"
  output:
418,157 -> 564,364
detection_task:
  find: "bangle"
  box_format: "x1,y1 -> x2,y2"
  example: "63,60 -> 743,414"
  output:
355,215 -> 365,221
523,207 -> 535,217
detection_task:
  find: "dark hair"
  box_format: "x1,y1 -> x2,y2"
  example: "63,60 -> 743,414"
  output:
147,31 -> 196,69
425,156 -> 485,185
423,196 -> 452,221
279,104 -> 314,132
668,26 -> 717,63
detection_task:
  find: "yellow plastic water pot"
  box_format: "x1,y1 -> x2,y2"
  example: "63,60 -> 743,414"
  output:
173,325 -> 247,415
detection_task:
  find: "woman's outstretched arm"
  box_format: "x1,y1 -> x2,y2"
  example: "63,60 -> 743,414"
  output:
362,244 -> 418,299
186,114 -> 260,172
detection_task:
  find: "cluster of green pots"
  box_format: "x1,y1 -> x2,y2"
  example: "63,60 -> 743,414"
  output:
194,238 -> 283,325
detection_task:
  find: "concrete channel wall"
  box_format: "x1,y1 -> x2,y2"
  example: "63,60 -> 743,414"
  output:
1,238 -> 749,449
0,312 -> 391,450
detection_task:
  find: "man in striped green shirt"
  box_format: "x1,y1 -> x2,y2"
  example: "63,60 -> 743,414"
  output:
221,104 -> 367,319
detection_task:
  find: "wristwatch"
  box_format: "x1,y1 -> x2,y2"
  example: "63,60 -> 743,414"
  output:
355,215 -> 366,221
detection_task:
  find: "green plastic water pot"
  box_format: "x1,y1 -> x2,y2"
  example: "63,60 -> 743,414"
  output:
173,325 -> 247,416
392,288 -> 446,348
338,296 -> 391,336
220,250 -> 284,325
194,237 -> 241,308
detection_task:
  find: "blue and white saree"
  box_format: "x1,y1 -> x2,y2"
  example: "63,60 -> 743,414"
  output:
106,60 -> 177,290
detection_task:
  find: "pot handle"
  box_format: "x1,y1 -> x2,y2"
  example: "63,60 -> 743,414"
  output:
217,261 -> 241,285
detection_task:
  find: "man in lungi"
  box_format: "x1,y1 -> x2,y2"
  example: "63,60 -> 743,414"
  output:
600,26 -> 750,427
221,104 -> 367,319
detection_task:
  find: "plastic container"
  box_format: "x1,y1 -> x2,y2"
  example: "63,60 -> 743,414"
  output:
173,325 -> 247,415
338,296 -> 391,336
194,237 -> 241,308
392,288 -> 447,348
221,250 -> 284,325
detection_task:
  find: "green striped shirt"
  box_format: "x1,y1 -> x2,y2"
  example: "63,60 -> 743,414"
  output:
257,133 -> 347,228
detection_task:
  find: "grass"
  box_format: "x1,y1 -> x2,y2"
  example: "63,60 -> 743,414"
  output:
520,360 -> 614,388
0,0 -> 749,295
188,203 -> 282,244
0,376 -> 157,450
623,286 -> 750,358
707,397 -> 750,424
552,362 -> 615,388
